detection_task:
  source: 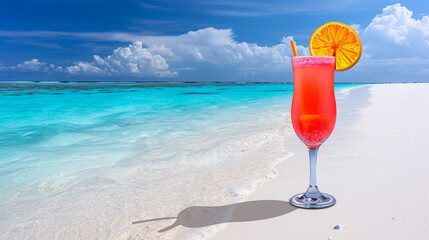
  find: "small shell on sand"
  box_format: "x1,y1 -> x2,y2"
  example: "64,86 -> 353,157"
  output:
333,225 -> 343,230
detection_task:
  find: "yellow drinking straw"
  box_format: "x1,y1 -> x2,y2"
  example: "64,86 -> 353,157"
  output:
290,40 -> 298,57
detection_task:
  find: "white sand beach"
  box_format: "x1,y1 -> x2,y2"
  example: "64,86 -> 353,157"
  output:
210,83 -> 429,240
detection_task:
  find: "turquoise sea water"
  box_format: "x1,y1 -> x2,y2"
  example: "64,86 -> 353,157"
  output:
0,83 -> 291,200
0,82 -> 358,239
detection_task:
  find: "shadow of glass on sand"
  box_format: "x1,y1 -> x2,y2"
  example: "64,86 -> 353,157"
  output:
132,200 -> 297,232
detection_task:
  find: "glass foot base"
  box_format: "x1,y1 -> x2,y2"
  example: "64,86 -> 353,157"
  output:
290,192 -> 336,209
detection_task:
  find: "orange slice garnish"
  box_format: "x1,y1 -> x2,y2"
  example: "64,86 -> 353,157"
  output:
309,22 -> 362,71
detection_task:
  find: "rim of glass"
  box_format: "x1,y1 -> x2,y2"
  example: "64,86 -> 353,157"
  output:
292,56 -> 335,59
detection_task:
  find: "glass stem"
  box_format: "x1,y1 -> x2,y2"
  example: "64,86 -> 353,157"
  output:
304,148 -> 322,199
309,148 -> 318,187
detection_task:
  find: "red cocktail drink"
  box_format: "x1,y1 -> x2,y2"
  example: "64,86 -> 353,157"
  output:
291,56 -> 336,148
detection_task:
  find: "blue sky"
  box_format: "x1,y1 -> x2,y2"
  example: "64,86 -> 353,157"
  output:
0,0 -> 428,82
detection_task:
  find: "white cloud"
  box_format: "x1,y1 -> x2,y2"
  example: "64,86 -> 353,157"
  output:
365,3 -> 429,45
66,42 -> 178,77
362,3 -> 429,60
342,3 -> 429,82
137,28 -> 309,70
336,4 -> 429,82
14,59 -> 46,71
64,27 -> 308,78
7,59 -> 60,72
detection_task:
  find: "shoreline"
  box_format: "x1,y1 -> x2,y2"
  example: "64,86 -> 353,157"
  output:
210,83 -> 429,240
0,80 -> 386,84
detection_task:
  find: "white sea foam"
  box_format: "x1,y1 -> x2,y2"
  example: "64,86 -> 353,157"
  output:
335,84 -> 362,103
